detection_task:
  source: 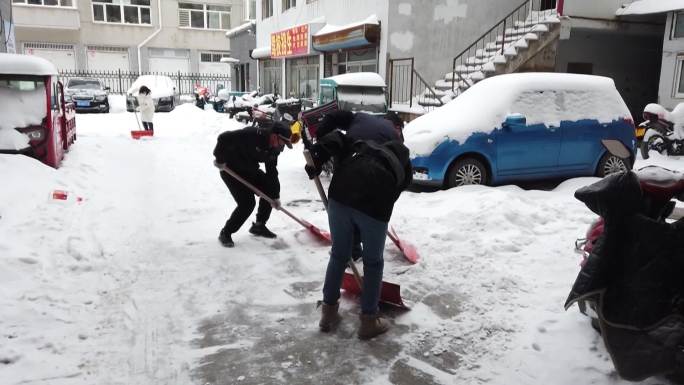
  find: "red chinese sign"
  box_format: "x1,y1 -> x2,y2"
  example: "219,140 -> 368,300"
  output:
271,25 -> 309,58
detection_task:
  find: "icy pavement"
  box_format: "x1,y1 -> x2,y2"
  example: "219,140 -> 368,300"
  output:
1,101 -> 682,384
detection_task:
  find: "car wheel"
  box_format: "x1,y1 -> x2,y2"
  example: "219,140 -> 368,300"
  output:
597,152 -> 631,177
446,158 -> 489,188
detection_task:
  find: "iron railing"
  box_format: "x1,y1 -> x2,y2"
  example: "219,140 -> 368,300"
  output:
389,58 -> 444,114
58,69 -> 231,96
450,0 -> 557,94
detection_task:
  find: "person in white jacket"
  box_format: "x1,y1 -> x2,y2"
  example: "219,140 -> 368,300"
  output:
136,85 -> 155,131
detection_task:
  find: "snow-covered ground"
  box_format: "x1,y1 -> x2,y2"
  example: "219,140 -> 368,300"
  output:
1,105 -> 682,385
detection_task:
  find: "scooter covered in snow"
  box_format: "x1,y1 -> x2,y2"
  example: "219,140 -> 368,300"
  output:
640,103 -> 684,159
567,165 -> 684,382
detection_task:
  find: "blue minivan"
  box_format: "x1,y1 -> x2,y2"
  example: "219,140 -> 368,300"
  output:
404,73 -> 636,188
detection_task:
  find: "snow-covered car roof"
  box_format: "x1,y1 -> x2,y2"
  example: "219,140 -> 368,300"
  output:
127,75 -> 176,98
404,72 -> 630,157
324,72 -> 386,88
0,53 -> 58,76
616,0 -> 684,16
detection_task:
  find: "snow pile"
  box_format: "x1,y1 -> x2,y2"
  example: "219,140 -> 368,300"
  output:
405,73 -> 630,157
0,53 -> 58,76
616,0 -> 684,15
0,85 -> 47,150
325,72 -> 386,87
313,14 -> 379,36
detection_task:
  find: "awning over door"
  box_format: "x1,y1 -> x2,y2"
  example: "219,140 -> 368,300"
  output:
312,15 -> 380,52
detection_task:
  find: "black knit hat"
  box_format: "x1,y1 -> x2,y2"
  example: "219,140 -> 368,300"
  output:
271,122 -> 292,148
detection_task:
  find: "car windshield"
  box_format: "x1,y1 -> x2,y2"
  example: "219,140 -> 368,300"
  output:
336,86 -> 386,114
68,79 -> 102,90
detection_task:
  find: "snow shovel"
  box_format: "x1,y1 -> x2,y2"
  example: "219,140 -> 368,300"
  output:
303,151 -> 408,309
216,162 -> 331,243
131,105 -> 153,140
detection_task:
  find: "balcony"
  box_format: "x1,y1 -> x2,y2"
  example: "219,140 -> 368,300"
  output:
12,4 -> 80,30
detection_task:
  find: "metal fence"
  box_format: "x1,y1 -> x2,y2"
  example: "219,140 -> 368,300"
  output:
388,58 -> 443,114
58,69 -> 231,96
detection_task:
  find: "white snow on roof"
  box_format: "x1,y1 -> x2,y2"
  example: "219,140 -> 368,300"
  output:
0,53 -> 58,76
313,14 -> 379,36
252,46 -> 271,59
616,0 -> 684,15
225,21 -> 255,38
325,72 -> 386,87
404,73 -> 630,157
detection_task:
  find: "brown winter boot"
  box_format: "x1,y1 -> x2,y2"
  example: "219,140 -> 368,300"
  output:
358,313 -> 389,340
318,302 -> 341,332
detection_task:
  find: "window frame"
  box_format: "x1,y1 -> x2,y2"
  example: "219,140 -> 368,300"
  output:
200,51 -> 231,63
672,11 -> 684,39
12,0 -> 75,8
261,0 -> 273,20
282,0 -> 295,12
178,2 -> 232,31
674,55 -> 684,98
91,0 -> 152,26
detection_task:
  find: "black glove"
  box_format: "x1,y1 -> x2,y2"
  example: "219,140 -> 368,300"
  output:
305,164 -> 321,180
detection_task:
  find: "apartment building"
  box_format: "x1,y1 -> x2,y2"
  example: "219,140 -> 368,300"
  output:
1,0 -> 12,53
11,0 -> 244,73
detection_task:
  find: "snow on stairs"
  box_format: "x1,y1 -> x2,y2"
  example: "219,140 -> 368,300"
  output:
420,10 -> 560,108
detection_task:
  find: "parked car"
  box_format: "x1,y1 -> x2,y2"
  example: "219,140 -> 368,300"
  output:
405,73 -> 636,189
65,77 -> 110,113
0,53 -> 76,168
318,72 -> 388,114
126,75 -> 177,112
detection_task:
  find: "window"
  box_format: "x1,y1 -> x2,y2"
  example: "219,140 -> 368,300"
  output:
260,59 -> 281,95
179,3 -> 231,30
286,56 -> 319,99
673,12 -> 684,39
305,0 -> 316,3
200,52 -> 230,62
261,0 -> 273,19
282,0 -> 295,11
675,56 -> 684,97
244,0 -> 256,20
92,0 -> 151,25
12,0 -> 73,6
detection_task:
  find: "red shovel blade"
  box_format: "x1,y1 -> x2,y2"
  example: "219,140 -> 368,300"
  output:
302,220 -> 332,244
389,226 -> 420,264
341,273 -> 408,310
131,130 -> 153,139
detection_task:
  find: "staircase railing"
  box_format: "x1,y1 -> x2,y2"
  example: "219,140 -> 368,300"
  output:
450,0 -> 557,94
388,57 -> 444,113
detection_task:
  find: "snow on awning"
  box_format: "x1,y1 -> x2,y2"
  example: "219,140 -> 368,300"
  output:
312,15 -> 380,52
616,0 -> 684,16
251,46 -> 271,59
225,21 -> 255,38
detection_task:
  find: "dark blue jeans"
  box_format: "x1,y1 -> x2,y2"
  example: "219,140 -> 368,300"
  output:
323,199 -> 388,315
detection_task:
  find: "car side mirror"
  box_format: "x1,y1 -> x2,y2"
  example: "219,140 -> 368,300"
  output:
503,113 -> 526,131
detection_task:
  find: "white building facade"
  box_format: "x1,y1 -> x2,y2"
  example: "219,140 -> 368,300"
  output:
11,0 -> 244,73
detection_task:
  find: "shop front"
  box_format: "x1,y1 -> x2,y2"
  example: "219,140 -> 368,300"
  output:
313,17 -> 381,78
270,24 -> 320,100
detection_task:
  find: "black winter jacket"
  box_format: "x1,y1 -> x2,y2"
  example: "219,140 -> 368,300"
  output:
318,111 -> 398,143
311,131 -> 412,222
213,126 -> 280,186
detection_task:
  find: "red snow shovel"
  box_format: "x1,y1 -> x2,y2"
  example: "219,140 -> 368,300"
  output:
303,151 -> 408,309
217,163 -> 331,243
130,108 -> 153,140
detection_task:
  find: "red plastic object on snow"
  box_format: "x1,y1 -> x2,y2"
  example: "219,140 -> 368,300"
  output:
131,130 -> 154,140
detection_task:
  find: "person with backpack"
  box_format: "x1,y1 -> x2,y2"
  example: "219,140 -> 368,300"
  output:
136,85 -> 155,132
213,122 -> 293,248
305,129 -> 412,340
315,110 -> 404,260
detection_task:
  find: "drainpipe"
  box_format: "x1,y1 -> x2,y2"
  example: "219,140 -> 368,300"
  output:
137,0 -> 163,72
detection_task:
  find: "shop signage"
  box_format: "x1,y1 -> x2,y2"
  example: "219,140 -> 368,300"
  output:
271,25 -> 309,58
312,23 -> 380,52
